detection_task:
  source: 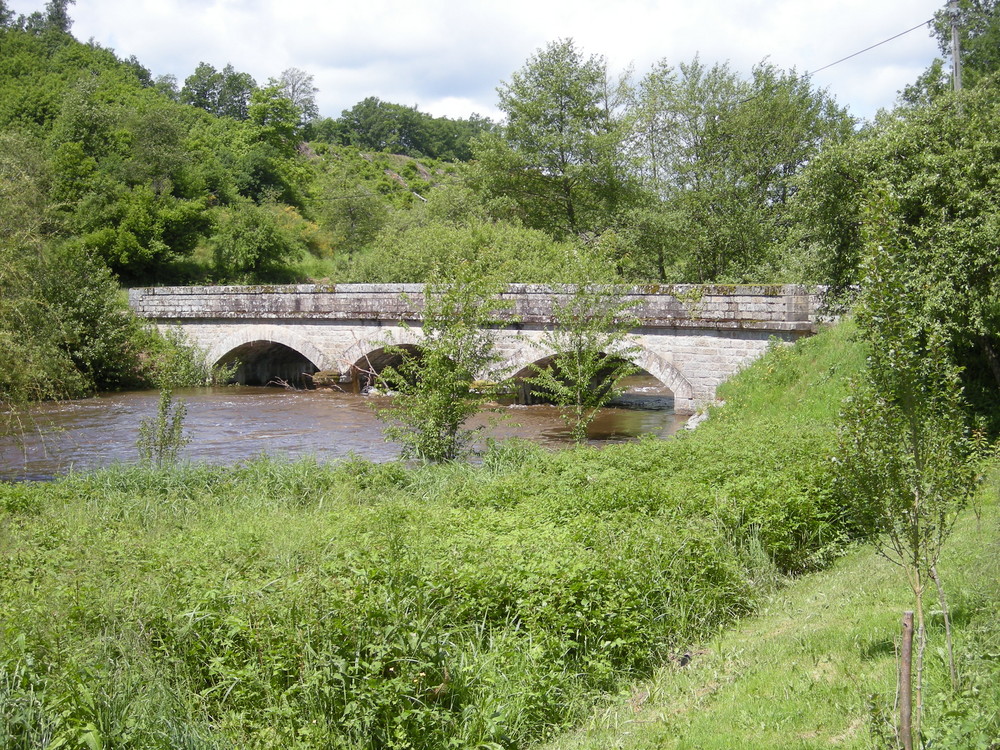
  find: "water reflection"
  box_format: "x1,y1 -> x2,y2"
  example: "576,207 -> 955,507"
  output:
1,377 -> 687,481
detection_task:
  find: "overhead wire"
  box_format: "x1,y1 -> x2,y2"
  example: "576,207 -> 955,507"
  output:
807,17 -> 936,76
731,16 -> 937,107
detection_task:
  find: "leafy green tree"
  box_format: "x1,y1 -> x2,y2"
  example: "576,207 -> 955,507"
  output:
42,0 -> 73,33
38,241 -> 149,389
211,199 -> 303,281
349,210 -> 616,284
0,245 -> 87,433
19,0 -> 74,35
374,275 -> 509,462
217,64 -> 256,120
525,286 -> 640,443
247,85 -> 300,155
313,153 -> 389,254
0,133 -> 87,424
152,73 -> 179,101
630,57 -> 853,281
836,193 -> 989,744
791,80 -> 1000,418
337,96 -> 426,153
122,54 -> 152,87
181,61 -> 223,112
901,1 -> 999,105
473,38 -> 635,238
329,98 -> 493,160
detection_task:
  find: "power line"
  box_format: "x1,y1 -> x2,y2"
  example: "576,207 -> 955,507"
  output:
730,16 -> 937,107
808,18 -> 935,76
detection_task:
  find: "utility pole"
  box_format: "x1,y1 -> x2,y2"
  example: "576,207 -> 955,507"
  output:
950,0 -> 963,91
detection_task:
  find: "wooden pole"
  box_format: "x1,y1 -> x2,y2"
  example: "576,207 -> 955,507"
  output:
900,610 -> 915,750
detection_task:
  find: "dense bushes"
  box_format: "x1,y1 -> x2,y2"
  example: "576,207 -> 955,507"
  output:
0,322 -> 865,748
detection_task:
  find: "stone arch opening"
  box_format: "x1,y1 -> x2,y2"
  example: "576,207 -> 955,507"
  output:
350,344 -> 424,392
510,353 -> 673,409
508,347 -> 695,413
217,341 -> 319,388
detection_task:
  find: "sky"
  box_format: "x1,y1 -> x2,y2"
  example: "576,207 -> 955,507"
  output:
10,0 -> 948,123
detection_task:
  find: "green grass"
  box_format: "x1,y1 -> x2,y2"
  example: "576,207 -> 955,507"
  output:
543,475 -> 1000,750
4,320 -> 943,749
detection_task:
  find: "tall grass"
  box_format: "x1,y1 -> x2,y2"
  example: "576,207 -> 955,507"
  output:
0,322 -> 866,749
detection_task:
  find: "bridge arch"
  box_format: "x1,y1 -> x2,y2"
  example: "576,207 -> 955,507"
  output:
207,325 -> 333,387
338,329 -> 426,391
507,345 -> 695,413
350,343 -> 425,391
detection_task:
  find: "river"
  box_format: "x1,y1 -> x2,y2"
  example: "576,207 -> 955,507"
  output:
1,377 -> 687,481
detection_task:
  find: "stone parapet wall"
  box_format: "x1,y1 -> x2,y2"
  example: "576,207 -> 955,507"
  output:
129,283 -> 823,332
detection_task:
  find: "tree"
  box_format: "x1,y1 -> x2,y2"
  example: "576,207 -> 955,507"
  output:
313,155 -> 389,254
473,38 -> 635,238
630,57 -> 853,281
123,54 -> 152,87
247,85 -> 300,155
20,0 -> 74,34
153,73 -> 179,101
940,0 -> 999,88
0,133 -> 89,427
330,97 -> 492,159
337,97 -> 426,153
181,62 -> 222,112
211,200 -> 303,282
42,0 -> 73,33
275,67 -> 318,125
901,1 -> 999,104
791,80 -> 1000,419
179,62 -> 256,118
374,274 -> 509,462
217,64 -> 256,120
836,192 -> 989,745
525,285 -> 640,443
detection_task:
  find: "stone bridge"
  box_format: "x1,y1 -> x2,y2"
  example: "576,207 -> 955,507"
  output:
127,284 -> 824,414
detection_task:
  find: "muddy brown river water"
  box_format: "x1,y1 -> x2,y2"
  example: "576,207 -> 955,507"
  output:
1,377 -> 687,481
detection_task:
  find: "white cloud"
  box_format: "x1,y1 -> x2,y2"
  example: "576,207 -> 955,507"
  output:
10,0 -> 945,121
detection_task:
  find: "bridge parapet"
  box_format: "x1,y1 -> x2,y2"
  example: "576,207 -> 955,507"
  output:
128,283 -> 823,332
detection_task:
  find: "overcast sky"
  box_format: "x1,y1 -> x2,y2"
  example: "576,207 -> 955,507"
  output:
11,0 -> 947,122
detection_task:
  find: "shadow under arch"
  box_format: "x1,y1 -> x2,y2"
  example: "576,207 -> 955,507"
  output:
208,327 -> 330,388
509,347 -> 695,413
216,341 -> 320,388
350,344 -> 424,392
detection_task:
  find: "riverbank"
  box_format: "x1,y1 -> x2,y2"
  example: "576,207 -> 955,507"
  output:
544,469 -> 1000,749
1,322 -> 868,748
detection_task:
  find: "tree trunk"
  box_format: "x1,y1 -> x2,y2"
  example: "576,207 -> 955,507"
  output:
900,610 -> 915,750
930,564 -> 958,690
914,573 -> 926,744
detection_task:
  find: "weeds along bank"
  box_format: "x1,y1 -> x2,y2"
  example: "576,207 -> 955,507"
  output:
0,323 -> 864,749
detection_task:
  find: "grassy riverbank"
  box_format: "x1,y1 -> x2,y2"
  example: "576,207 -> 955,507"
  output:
1,322 -> 872,748
544,471 -> 1000,749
